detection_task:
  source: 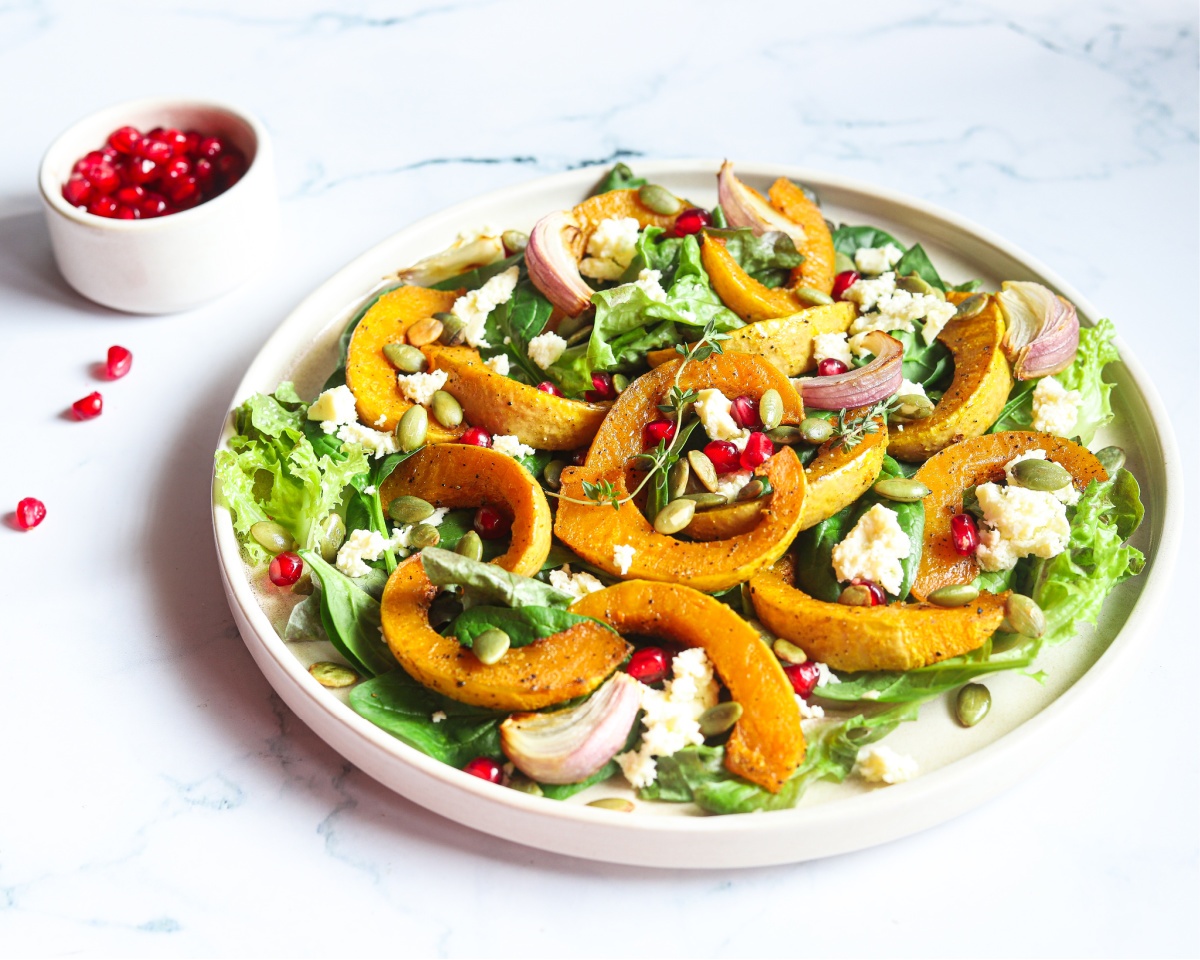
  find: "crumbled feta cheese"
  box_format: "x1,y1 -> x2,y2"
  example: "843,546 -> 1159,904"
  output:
450,265 -> 519,348
974,481 -> 1071,572
815,661 -> 840,687
713,469 -> 754,500
425,507 -> 449,527
491,434 -> 535,459
813,332 -> 853,367
831,503 -> 911,596
430,710 -> 447,724
1031,375 -> 1083,436
613,544 -> 636,576
548,565 -> 605,601
633,268 -> 668,302
846,271 -> 958,344
362,485 -> 376,496
694,388 -> 744,442
374,414 -> 388,428
396,369 -> 448,406
579,216 -> 640,280
307,384 -> 358,430
898,378 -> 928,400
844,272 -> 897,314
796,694 -> 825,720
335,421 -> 398,459
854,243 -> 903,275
1004,450 -> 1081,505
527,331 -> 568,370
855,745 -> 919,784
336,528 -> 393,578
484,354 -> 511,376
861,690 -> 882,700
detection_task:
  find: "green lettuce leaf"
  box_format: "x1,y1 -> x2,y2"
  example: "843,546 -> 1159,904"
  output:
1057,318 -> 1120,445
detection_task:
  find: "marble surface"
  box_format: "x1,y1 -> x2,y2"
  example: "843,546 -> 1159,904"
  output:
1,1 -> 1197,956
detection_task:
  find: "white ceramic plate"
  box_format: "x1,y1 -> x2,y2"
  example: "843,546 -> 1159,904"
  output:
211,161 -> 1181,868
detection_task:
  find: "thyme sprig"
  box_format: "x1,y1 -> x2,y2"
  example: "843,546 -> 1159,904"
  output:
830,396 -> 897,451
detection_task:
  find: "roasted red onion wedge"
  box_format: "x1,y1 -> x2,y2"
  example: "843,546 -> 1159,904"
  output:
996,281 -> 1080,380
717,160 -> 807,247
526,209 -> 594,316
392,235 -> 504,287
794,331 -> 904,410
500,672 -> 641,785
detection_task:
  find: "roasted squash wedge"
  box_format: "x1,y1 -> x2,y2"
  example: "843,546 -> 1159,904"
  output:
345,285 -> 465,438
556,447 -> 808,592
571,188 -> 679,240
767,178 -> 837,296
572,580 -> 804,792
379,443 -> 552,576
749,568 -> 1008,672
683,498 -> 766,541
800,413 -> 890,530
701,235 -> 804,321
910,432 -> 1109,599
424,345 -> 609,450
380,556 -> 630,711
888,295 -> 1014,462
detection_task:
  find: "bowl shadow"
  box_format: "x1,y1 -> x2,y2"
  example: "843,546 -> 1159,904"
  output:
0,208 -> 114,314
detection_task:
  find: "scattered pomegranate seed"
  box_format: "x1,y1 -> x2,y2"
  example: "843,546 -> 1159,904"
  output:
950,513 -> 980,555
784,661 -> 822,699
643,418 -> 676,448
626,647 -> 670,685
106,345 -> 133,379
108,126 -> 141,155
674,207 -> 712,237
832,270 -> 860,301
462,757 -> 503,783
536,381 -> 564,397
62,176 -> 92,207
71,391 -> 103,420
850,578 -> 887,605
704,440 -> 742,474
730,395 -> 761,429
268,551 -> 304,586
15,497 -> 46,531
739,432 -> 775,470
584,371 -> 616,403
459,426 -> 492,447
473,505 -> 511,540
817,358 -> 849,377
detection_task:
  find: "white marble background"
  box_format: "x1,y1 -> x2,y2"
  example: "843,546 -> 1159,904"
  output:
1,0 -> 1197,956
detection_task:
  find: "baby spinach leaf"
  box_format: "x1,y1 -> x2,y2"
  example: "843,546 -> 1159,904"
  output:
481,280 -> 554,385
431,509 -> 508,561
300,550 -> 396,677
421,547 -> 575,609
429,252 -> 524,292
322,287 -> 398,390
590,162 -> 645,195
893,243 -> 945,291
831,224 -> 905,258
706,227 -> 803,288
539,761 -> 620,800
891,329 -> 954,392
448,605 -> 600,648
284,589 -> 328,643
988,379 -> 1036,433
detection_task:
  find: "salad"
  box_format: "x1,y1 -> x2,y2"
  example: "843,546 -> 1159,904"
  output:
214,161 -> 1145,814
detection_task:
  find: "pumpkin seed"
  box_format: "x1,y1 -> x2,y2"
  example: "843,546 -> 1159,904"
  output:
687,450 -> 719,492
456,530 -> 483,562
758,388 -> 784,430
679,492 -> 727,509
955,682 -> 991,727
772,638 -> 808,664
543,459 -> 566,490
315,513 -> 346,562
501,229 -> 528,254
250,520 -> 293,554
566,323 -> 594,347
409,523 -> 441,549
437,313 -> 468,346
1095,445 -> 1126,474
653,497 -> 696,535
309,661 -> 360,688
473,628 -> 510,665
954,293 -> 988,319
838,584 -> 874,607
637,183 -> 683,216
668,459 -> 690,499
507,773 -> 543,796
928,583 -> 980,607
1004,593 -> 1046,638
698,701 -> 743,737
737,479 -> 766,501
766,425 -> 803,445
873,477 -> 932,503
388,495 -> 435,524
891,394 -> 935,422
612,373 -> 630,394
794,286 -> 834,306
897,274 -> 942,299
1011,457 -> 1073,492
396,405 -> 428,452
834,251 -> 856,274
427,593 -> 461,628
429,390 -> 463,428
383,342 -> 426,373
587,797 -> 635,813
406,316 -> 444,347
799,417 -> 834,444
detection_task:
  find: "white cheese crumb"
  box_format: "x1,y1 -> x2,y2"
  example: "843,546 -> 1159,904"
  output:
613,543 -> 636,576
844,271 -> 897,314
898,378 -> 928,400
831,503 -> 911,596
396,369 -> 449,406
547,565 -> 604,601
846,271 -> 958,344
374,414 -> 388,428
713,469 -> 753,500
853,243 -> 903,275
796,694 -> 825,720
633,268 -> 668,302
815,661 -> 841,687
861,690 -> 882,700
430,710 -> 447,724
335,528 -> 393,578
527,331 -> 568,370
856,745 -> 919,784
694,388 -> 743,442
484,354 -> 511,376
974,482 -> 1071,572
335,421 -> 398,459
579,216 -> 640,280
450,265 -> 519,349
362,485 -> 376,496
1004,450 -> 1081,505
307,384 -> 358,430
813,332 -> 853,366
491,434 -> 535,459
1031,375 -> 1083,436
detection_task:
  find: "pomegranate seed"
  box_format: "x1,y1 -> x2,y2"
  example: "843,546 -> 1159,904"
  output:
161,128 -> 189,156
114,184 -> 146,205
704,440 -> 742,474
730,395 -> 761,429
106,345 -> 133,379
462,757 -> 503,783
193,157 -> 215,183
850,578 -> 887,605
197,136 -> 225,159
459,426 -> 492,447
139,193 -> 169,218
165,175 -> 199,205
673,207 -> 712,237
584,371 -> 615,403
784,661 -> 822,699
124,157 -> 159,185
71,391 -> 103,420
951,513 -> 980,556
473,505 -> 511,540
62,176 -> 92,206
81,159 -> 120,194
570,448 -> 588,466
643,418 -> 676,448
626,647 -> 669,685
73,150 -> 105,174
268,551 -> 304,586
87,195 -> 119,218
215,150 -> 247,185
536,381 -> 564,397
739,432 -> 775,470
136,137 -> 174,164
15,497 -> 46,530
114,204 -> 140,220
817,358 -> 849,377
107,126 -> 141,155
832,270 -> 860,301
162,156 -> 191,181
183,130 -> 202,155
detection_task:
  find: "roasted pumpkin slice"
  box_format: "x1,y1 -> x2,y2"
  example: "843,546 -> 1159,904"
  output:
424,345 -> 609,450
684,498 -> 766,541
888,296 -> 1013,462
701,235 -> 803,321
379,443 -> 552,576
767,178 -> 837,296
749,569 -> 1008,672
645,302 -> 856,375
910,432 -> 1108,600
556,447 -> 807,592
380,557 -> 630,711
800,413 -> 889,530
345,285 -> 465,438
571,188 -> 679,238
572,580 -> 804,792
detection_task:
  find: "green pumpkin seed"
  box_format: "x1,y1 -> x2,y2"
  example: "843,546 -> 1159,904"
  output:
800,417 -> 834,444
687,450 -> 719,492
388,495 -> 435,525
766,425 -> 803,445
396,405 -> 428,452
501,229 -> 528,254
587,797 -> 635,812
897,274 -> 942,298
427,593 -> 461,628
406,316 -> 444,347
473,628 -> 511,665
773,638 -> 808,665
927,583 -> 981,607
456,530 -> 483,562
612,374 -> 630,394
954,293 -> 988,319
698,701 -> 743,737
834,251 -> 856,274
1095,446 -> 1126,475
794,286 -> 834,306
507,773 -> 543,796
891,394 -> 935,422
873,477 -> 932,503
384,342 -> 427,373
429,390 -> 463,429
955,682 -> 991,727
566,323 -> 594,347
409,523 -> 441,549
437,313 -> 468,346
315,513 -> 346,562
1004,593 -> 1046,638
737,479 -> 766,501
250,520 -> 293,554
758,388 -> 784,430
309,661 -> 360,688
668,459 -> 690,499
638,183 -> 683,216
1011,457 -> 1073,492
543,459 -> 566,490
838,584 -> 875,607
653,497 -> 696,535
679,492 -> 727,509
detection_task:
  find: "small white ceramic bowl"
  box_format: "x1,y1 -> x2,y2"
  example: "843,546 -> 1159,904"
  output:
38,97 -> 279,314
